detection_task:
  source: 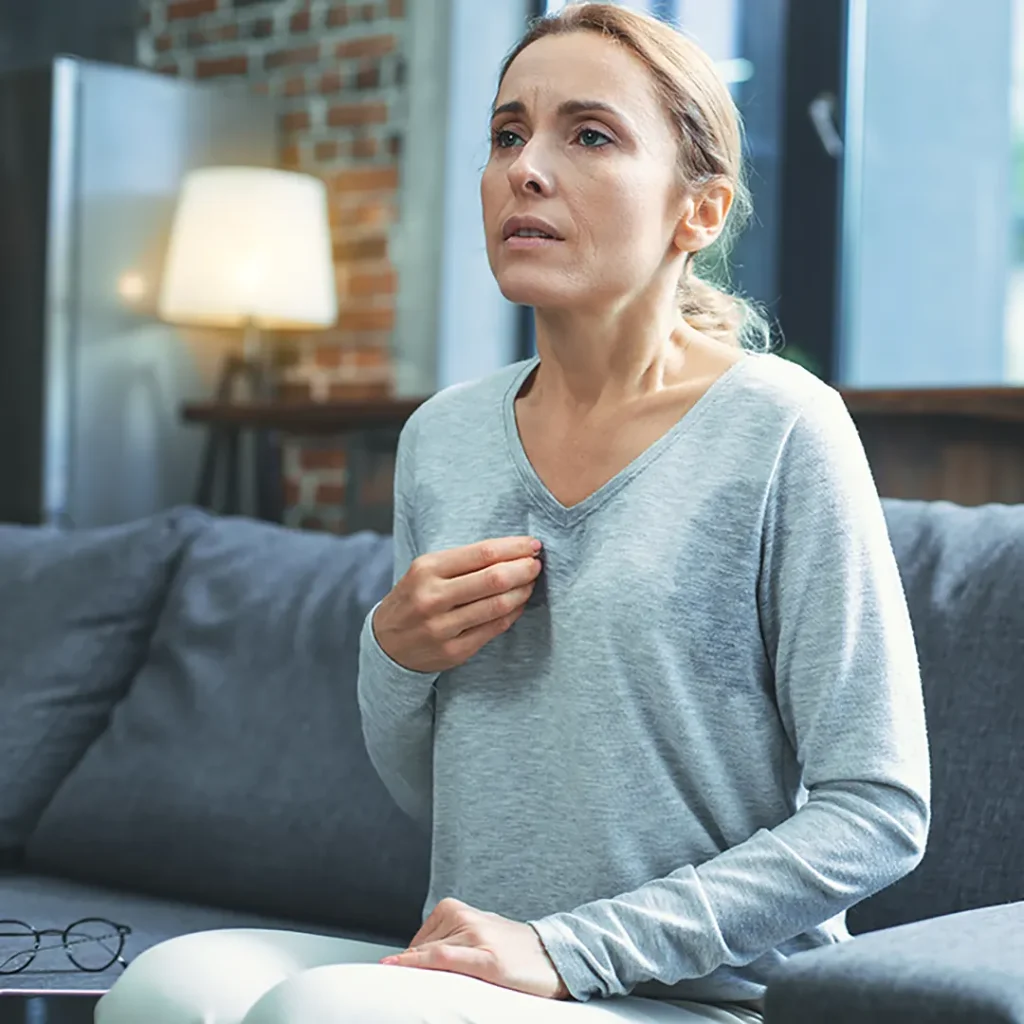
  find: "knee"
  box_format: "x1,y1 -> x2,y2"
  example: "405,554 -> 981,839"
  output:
95,929 -> 315,1024
240,964 -> 500,1024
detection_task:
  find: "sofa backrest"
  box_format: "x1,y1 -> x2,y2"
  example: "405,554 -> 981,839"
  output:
26,512 -> 429,942
848,499 -> 1024,934
0,509 -> 201,864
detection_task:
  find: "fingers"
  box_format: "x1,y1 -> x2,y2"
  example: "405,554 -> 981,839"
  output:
406,896 -> 469,950
381,941 -> 494,981
443,556 -> 542,621
438,577 -> 537,637
434,600 -> 529,666
427,537 -> 541,581
407,909 -> 447,950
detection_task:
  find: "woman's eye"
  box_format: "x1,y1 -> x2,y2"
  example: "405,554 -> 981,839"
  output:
494,129 -> 524,149
577,127 -> 612,148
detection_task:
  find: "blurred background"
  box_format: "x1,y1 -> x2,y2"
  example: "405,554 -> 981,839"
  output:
2,0 -> 1023,534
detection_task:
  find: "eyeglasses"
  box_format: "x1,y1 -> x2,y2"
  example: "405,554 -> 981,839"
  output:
0,918 -> 132,974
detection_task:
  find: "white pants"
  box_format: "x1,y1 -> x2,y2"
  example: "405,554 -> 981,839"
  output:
95,928 -> 763,1024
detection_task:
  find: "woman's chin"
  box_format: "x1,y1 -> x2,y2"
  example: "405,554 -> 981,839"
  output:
495,270 -> 575,309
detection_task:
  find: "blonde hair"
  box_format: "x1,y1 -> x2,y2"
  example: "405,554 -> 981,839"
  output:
497,2 -> 772,352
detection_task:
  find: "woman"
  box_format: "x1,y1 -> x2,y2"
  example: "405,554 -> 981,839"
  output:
98,4 -> 930,1023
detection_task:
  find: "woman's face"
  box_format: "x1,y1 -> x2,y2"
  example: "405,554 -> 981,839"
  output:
481,31 -> 685,312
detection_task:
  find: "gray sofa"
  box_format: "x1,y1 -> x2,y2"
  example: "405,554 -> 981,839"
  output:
0,501 -> 1021,1023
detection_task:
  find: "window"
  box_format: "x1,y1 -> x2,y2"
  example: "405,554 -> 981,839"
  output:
838,0 -> 1020,386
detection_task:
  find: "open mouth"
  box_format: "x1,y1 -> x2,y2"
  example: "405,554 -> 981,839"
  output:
509,228 -> 557,240
501,216 -> 564,243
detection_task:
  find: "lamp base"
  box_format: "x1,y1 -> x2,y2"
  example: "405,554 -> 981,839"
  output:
193,353 -> 282,521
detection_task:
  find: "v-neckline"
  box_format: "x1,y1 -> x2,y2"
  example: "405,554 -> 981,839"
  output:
502,353 -> 753,528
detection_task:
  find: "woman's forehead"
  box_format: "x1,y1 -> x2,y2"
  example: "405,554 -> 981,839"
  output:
497,33 -> 663,119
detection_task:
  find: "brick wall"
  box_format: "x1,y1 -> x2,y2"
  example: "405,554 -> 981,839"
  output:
138,0 -> 408,532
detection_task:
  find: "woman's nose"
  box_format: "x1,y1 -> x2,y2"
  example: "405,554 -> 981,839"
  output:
507,143 -> 554,197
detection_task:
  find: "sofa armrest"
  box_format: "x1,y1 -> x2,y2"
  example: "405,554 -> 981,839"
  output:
764,901 -> 1024,1024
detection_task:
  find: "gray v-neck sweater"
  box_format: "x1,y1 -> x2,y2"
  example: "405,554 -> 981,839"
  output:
357,352 -> 930,1006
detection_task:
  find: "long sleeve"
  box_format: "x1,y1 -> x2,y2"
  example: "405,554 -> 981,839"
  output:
528,388 -> 932,1001
357,412 -> 439,830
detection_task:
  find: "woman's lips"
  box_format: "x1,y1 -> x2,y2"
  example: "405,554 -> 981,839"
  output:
503,235 -> 564,250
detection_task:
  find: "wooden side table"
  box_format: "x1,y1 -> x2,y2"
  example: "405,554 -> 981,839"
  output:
181,384 -> 1024,526
838,386 -> 1024,505
180,396 -> 427,526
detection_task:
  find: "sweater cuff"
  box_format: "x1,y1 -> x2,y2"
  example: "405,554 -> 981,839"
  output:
528,915 -> 606,1003
360,602 -> 440,695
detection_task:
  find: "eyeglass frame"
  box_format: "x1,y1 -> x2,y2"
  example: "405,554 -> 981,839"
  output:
0,917 -> 132,974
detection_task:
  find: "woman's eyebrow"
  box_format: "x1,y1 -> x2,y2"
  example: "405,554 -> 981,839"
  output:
490,99 -> 629,123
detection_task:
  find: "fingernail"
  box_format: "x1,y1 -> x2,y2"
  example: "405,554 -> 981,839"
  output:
381,956 -> 399,965
531,540 -> 543,552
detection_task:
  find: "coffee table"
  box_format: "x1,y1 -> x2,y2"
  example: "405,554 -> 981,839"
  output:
0,989 -> 102,1023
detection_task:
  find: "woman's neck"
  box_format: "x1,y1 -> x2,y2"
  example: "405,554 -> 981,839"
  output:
526,304 -> 699,416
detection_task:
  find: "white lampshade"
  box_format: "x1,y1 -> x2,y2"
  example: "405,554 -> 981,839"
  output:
159,166 -> 337,330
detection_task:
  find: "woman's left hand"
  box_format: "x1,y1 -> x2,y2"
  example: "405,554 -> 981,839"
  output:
380,897 -> 570,1000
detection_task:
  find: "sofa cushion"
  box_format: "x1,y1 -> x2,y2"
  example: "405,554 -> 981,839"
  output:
26,517 -> 428,940
0,870 -> 401,992
849,500 -> 1024,934
0,509 -> 201,861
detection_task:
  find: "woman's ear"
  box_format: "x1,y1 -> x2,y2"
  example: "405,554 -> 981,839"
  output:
674,180 -> 734,254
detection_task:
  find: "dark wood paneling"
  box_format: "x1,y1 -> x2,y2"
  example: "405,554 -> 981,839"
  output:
181,397 -> 427,435
841,388 -> 1024,506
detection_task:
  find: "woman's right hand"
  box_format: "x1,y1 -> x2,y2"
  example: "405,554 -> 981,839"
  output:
371,536 -> 543,674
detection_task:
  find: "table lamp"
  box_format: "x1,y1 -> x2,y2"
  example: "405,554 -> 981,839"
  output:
159,166 -> 337,519
159,165 -> 337,400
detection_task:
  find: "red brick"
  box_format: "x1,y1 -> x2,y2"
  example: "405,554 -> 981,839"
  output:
301,448 -> 347,470
354,63 -> 380,90
388,0 -> 404,16
349,269 -> 397,295
214,24 -> 240,42
326,5 -> 349,28
335,35 -> 395,60
154,33 -> 174,53
351,137 -> 378,159
156,61 -> 181,76
358,2 -> 377,20
331,200 -> 394,228
300,516 -> 326,532
196,55 -> 248,78
281,143 -> 301,168
387,134 -> 401,157
314,345 -> 343,368
265,45 -> 320,70
281,110 -> 311,133
283,479 -> 301,507
336,308 -> 394,331
315,140 -> 340,161
284,75 -> 306,97
317,482 -> 347,505
334,238 -> 388,262
319,71 -> 344,93
291,11 -> 312,32
331,167 -> 398,194
327,102 -> 387,127
168,0 -> 216,20
352,346 -> 390,366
